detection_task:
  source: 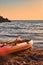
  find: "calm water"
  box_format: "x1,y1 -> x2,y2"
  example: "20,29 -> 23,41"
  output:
0,20 -> 43,50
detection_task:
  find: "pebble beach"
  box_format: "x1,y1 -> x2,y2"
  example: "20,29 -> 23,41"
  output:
0,48 -> 43,65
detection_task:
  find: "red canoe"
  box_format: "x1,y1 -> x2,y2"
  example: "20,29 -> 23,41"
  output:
0,40 -> 33,56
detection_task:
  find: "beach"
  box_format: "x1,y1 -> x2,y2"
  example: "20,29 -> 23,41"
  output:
0,48 -> 43,65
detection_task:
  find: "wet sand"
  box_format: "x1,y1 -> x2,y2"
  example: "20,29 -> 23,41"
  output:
0,48 -> 43,65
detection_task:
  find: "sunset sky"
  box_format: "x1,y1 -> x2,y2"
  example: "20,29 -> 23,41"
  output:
0,0 -> 43,20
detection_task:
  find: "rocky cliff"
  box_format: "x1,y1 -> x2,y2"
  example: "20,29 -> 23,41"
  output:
0,16 -> 11,22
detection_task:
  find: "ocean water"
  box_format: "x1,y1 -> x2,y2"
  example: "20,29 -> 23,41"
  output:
0,20 -> 43,50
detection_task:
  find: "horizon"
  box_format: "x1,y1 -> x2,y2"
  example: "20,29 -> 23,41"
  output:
0,15 -> 43,21
0,0 -> 43,20
12,19 -> 43,21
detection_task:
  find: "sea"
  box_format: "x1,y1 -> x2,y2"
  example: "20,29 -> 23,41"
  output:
0,20 -> 43,50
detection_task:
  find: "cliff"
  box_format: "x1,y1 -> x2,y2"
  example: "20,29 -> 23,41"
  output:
0,16 -> 11,22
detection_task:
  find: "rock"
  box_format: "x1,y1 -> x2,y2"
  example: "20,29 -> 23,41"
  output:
0,16 -> 11,23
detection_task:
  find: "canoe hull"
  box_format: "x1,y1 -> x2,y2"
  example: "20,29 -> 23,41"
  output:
0,40 -> 33,56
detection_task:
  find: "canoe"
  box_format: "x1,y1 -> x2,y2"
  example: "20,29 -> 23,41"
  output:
0,40 -> 33,56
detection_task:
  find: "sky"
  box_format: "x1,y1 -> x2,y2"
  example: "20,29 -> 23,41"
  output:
0,0 -> 43,20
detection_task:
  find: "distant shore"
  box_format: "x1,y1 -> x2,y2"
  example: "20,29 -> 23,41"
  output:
0,16 -> 11,23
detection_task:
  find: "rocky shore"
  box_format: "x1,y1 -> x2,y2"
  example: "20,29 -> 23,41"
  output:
0,16 -> 11,23
0,48 -> 43,65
